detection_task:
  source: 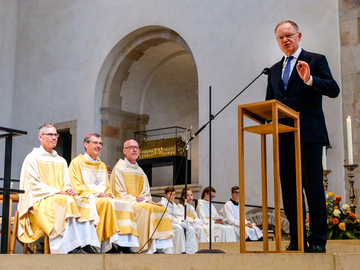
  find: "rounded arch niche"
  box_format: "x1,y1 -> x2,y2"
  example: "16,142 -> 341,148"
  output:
99,26 -> 199,185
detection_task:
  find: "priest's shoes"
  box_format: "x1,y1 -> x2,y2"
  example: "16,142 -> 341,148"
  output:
68,246 -> 87,254
285,244 -> 298,251
106,245 -> 122,254
118,246 -> 135,254
82,245 -> 97,253
305,244 -> 326,253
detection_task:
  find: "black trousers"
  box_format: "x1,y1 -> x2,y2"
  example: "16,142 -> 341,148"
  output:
279,133 -> 327,247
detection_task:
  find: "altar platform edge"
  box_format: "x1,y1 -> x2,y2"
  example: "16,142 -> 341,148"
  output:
0,240 -> 359,270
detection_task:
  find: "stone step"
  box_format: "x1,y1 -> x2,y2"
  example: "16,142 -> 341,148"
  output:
199,239 -> 360,254
1,240 -> 359,270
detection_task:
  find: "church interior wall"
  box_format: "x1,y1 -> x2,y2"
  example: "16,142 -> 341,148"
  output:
0,0 -> 18,182
0,0 -> 17,127
3,1 -> 344,211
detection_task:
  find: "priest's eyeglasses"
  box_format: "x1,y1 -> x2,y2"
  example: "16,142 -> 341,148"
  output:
125,146 -> 139,150
90,141 -> 104,146
276,32 -> 298,41
42,133 -> 59,138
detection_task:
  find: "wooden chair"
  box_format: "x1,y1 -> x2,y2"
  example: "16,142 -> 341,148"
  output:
11,210 -> 50,254
0,194 -> 50,254
0,194 -> 19,253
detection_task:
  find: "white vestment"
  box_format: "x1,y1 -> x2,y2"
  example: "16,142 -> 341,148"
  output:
110,159 -> 173,253
196,199 -> 236,242
160,197 -> 198,254
178,202 -> 208,243
69,154 -> 139,253
220,200 -> 263,241
18,147 -> 100,254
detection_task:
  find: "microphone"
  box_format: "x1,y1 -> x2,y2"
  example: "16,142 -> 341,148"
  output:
262,68 -> 270,75
181,127 -> 193,143
188,125 -> 206,142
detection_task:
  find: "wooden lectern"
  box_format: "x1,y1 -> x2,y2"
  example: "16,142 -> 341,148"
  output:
238,99 -> 303,253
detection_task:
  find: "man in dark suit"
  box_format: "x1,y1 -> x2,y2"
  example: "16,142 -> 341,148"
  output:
266,20 -> 340,253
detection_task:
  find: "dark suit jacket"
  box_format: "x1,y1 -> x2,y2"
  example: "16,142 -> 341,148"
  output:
266,49 -> 340,144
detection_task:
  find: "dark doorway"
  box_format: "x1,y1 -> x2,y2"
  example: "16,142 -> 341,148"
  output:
54,129 -> 72,165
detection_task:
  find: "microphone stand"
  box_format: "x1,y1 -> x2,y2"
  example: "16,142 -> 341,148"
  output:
188,68 -> 269,144
189,68 -> 269,254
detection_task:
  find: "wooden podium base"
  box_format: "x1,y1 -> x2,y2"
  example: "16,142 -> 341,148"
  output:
238,100 -> 303,253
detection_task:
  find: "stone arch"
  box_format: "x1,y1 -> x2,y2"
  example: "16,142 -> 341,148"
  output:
96,26 -> 199,184
101,28 -> 195,111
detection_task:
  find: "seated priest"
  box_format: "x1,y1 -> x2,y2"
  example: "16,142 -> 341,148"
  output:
17,123 -> 100,254
110,139 -> 174,254
220,186 -> 263,241
68,133 -> 139,253
159,187 -> 198,254
196,186 -> 237,242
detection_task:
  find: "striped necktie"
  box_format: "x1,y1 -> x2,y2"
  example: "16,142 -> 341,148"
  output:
283,56 -> 293,90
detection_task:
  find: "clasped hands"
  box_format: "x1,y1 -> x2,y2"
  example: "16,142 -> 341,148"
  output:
246,222 -> 254,228
136,195 -> 157,205
180,219 -> 189,229
58,188 -> 77,197
98,192 -> 112,198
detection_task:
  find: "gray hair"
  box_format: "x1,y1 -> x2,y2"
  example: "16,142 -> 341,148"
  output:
84,133 -> 101,151
275,20 -> 299,33
84,133 -> 101,143
38,123 -> 55,135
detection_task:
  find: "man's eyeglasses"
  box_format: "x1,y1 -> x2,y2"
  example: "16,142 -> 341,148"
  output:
89,141 -> 103,146
276,32 -> 298,41
125,146 -> 139,150
42,133 -> 59,138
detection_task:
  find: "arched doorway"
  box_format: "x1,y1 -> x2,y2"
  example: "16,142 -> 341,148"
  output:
99,26 -> 199,185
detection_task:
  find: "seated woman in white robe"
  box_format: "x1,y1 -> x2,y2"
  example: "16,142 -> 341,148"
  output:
159,187 -> 198,254
220,186 -> 263,241
196,186 -> 236,242
178,188 -> 208,243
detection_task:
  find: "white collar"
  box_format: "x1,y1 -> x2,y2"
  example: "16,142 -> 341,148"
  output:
39,145 -> 55,155
285,47 -> 302,60
161,196 -> 174,206
85,152 -> 98,162
125,157 -> 137,166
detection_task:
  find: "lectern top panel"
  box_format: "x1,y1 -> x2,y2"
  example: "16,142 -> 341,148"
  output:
0,126 -> 27,139
238,99 -> 299,122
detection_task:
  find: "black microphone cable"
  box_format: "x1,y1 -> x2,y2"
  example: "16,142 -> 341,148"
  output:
136,142 -> 187,253
136,67 -> 270,253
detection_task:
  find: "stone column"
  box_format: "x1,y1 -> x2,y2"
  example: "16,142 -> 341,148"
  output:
339,0 -> 360,207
